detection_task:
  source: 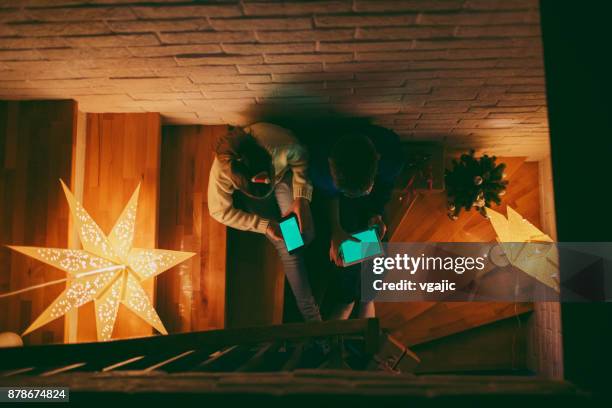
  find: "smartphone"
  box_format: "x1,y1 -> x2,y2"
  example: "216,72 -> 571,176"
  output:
279,214 -> 305,254
339,227 -> 383,267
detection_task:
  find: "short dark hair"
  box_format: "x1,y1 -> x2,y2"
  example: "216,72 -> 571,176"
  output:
329,134 -> 378,194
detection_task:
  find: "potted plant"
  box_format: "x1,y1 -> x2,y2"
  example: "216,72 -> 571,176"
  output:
445,150 -> 508,220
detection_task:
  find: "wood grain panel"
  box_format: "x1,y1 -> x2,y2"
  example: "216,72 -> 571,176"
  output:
379,157 -> 540,345
413,315 -> 529,374
396,302 -> 533,346
226,228 -> 284,328
156,125 -> 227,333
79,112 -> 161,341
0,100 -> 77,345
157,124 -> 282,330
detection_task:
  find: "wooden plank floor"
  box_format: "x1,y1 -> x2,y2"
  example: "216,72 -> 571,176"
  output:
157,125 -> 228,333
0,100 -> 77,345
79,112 -> 161,342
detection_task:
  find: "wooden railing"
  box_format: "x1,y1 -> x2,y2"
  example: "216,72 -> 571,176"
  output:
0,318 -> 380,375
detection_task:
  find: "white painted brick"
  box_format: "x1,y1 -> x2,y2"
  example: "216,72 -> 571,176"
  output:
356,26 -> 455,40
243,1 -> 352,16
129,44 -> 222,58
155,65 -> 238,77
417,11 -> 539,25
0,37 -> 68,49
237,63 -> 322,74
68,57 -> 176,70
63,34 -> 160,48
320,41 -> 414,52
0,49 -> 43,61
176,55 -> 263,67
272,72 -> 354,82
264,53 -> 353,63
256,29 -> 355,43
456,25 -> 541,38
9,22 -> 111,36
221,43 -> 315,54
316,14 -> 417,27
465,0 -> 538,11
210,17 -> 312,31
0,0 -> 549,158
160,31 -> 256,44
354,0 -> 463,12
129,92 -> 203,101
132,5 -> 242,19
190,74 -> 271,84
200,83 -> 249,91
108,19 -> 210,33
40,47 -> 132,60
25,6 -> 136,21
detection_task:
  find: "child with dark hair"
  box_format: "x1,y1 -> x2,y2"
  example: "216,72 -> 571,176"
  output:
208,123 -> 321,322
328,134 -> 379,198
306,124 -> 404,319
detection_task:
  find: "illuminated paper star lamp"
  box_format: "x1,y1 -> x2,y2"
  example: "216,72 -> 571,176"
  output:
487,206 -> 559,292
8,180 -> 195,341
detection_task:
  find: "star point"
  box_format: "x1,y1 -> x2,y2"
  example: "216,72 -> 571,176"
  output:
488,205 -> 559,292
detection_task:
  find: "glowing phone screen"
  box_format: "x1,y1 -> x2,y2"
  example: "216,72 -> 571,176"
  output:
279,215 -> 304,252
339,228 -> 382,265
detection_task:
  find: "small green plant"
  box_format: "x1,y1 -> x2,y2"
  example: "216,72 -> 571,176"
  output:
445,150 -> 508,219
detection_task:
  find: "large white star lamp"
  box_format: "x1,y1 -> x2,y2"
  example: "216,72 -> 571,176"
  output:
8,180 -> 195,341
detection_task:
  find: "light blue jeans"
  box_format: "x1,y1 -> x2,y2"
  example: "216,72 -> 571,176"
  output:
269,176 -> 322,322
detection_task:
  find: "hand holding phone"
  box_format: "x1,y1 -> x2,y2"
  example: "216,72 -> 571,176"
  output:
291,197 -> 313,236
339,227 -> 383,267
265,222 -> 283,242
279,214 -> 305,253
368,215 -> 387,239
330,226 -> 358,266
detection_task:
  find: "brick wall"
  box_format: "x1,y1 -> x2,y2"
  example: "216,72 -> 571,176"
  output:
0,0 -> 549,158
528,302 -> 563,379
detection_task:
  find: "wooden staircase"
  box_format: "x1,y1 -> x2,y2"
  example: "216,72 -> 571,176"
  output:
378,157 -> 541,373
0,319 -> 380,376
0,318 -> 583,404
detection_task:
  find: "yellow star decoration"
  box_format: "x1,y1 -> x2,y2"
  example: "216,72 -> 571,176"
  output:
8,180 -> 195,341
487,206 -> 560,292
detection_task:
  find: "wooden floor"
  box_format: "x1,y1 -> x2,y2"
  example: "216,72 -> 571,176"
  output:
225,155 -> 543,373
1,105 -> 547,375
157,125 -> 227,333
378,157 -> 540,349
0,100 -> 76,345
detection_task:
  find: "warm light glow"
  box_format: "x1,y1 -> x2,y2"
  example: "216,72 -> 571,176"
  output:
8,180 -> 195,341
